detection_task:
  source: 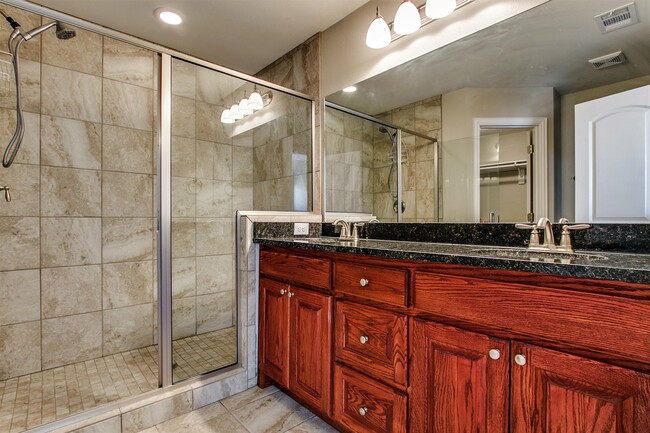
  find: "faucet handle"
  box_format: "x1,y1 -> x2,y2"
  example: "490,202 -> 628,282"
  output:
558,224 -> 591,252
0,186 -> 10,202
515,223 -> 540,248
352,222 -> 365,240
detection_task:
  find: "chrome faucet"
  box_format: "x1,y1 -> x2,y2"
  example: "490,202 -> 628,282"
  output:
516,217 -> 590,252
536,217 -> 556,250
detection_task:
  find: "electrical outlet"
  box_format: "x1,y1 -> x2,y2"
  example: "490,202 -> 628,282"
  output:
293,222 -> 309,235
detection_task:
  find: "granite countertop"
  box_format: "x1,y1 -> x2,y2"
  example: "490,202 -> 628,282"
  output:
254,236 -> 650,285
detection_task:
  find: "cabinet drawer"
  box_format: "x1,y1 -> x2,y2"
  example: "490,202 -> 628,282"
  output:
333,364 -> 407,433
260,249 -> 330,289
334,262 -> 407,306
335,302 -> 407,388
413,271 -> 650,367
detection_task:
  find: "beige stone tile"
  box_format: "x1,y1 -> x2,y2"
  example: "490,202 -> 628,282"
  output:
0,321 -> 41,380
0,217 -> 39,271
171,297 -> 196,339
0,6 -> 41,62
0,269 -> 39,326
172,58 -> 196,98
231,392 -> 314,433
232,147 -> 253,183
171,177 -> 196,218
196,254 -> 233,295
220,385 -> 279,411
0,163 -> 39,217
121,391 -> 192,433
196,291 -> 234,334
196,102 -> 231,144
103,37 -> 155,88
103,304 -> 153,355
41,265 -> 102,318
41,217 -> 101,267
196,141 -> 232,181
103,261 -> 153,309
41,166 -> 101,217
196,180 -> 232,218
103,79 -> 154,131
172,96 -> 195,138
172,257 -> 196,299
286,417 -> 339,433
103,171 -> 153,217
102,125 -> 153,174
192,371 -> 248,409
67,415 -> 122,433
0,59 -> 40,113
42,22 -> 101,75
171,136 -> 196,178
102,217 -> 154,263
232,132 -> 253,148
195,67 -> 230,106
415,96 -> 442,132
41,64 -> 102,122
158,402 -> 248,433
41,115 -> 101,169
0,108 -> 40,165
171,218 -> 196,258
196,218 -> 233,256
232,182 -> 253,213
42,312 -> 102,369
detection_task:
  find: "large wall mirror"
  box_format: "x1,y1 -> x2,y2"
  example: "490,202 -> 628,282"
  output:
325,0 -> 650,223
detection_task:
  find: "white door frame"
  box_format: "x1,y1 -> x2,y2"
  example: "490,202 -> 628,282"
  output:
473,117 -> 548,222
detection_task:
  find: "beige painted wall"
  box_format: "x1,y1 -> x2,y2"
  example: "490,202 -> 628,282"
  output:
441,87 -> 555,221
559,74 -> 650,220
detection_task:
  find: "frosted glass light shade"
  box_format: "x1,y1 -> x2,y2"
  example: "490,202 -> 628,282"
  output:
221,109 -> 235,124
230,104 -> 243,120
394,1 -> 421,35
425,0 -> 456,19
366,10 -> 391,49
248,91 -> 264,110
239,98 -> 253,115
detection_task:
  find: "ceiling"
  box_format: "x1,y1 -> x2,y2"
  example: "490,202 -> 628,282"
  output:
328,0 -> 650,114
27,0 -> 369,74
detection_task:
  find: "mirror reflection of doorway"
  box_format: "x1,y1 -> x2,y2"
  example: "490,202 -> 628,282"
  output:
479,128 -> 533,222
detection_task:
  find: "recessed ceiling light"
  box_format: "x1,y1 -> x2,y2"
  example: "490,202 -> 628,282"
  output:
343,86 -> 357,93
155,8 -> 183,25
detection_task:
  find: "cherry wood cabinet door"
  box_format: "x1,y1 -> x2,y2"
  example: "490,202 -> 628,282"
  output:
289,286 -> 333,415
259,277 -> 290,388
410,319 -> 509,433
511,342 -> 650,433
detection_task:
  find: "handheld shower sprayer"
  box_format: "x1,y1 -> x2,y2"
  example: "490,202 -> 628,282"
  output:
0,9 -> 76,168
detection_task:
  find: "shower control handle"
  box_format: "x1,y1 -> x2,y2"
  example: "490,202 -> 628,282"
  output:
0,186 -> 10,202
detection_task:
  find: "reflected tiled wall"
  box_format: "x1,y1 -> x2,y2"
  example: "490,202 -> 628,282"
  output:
376,96 -> 441,222
0,6 -> 157,380
170,59 -> 241,341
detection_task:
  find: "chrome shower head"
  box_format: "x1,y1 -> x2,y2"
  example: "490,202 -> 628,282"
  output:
55,22 -> 76,40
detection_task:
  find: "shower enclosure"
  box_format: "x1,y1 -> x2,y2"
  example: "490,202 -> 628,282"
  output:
0,3 -> 313,432
324,102 -> 438,222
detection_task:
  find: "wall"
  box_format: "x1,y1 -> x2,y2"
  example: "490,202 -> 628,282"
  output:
559,74 -> 650,220
441,87 -> 555,221
0,5 -> 157,380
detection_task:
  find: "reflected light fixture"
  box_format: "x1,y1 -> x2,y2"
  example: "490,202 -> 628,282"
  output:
229,103 -> 244,120
394,0 -> 421,35
366,7 -> 391,49
342,86 -> 357,93
247,89 -> 264,111
220,109 -> 235,124
238,96 -> 254,116
155,8 -> 183,25
425,0 -> 456,19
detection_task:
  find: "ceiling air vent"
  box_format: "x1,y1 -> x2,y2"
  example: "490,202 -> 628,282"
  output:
594,2 -> 639,33
588,51 -> 626,70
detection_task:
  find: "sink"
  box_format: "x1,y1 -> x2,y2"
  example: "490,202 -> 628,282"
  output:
470,247 -> 608,263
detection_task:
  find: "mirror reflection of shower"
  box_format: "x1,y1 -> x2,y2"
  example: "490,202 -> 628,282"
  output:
378,125 -> 407,214
0,9 -> 76,167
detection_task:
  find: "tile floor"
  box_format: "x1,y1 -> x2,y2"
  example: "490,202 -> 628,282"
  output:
0,327 -> 237,432
139,386 -> 340,433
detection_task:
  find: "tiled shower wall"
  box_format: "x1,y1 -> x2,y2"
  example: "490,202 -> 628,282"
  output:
0,5 -> 157,381
376,95 -> 441,222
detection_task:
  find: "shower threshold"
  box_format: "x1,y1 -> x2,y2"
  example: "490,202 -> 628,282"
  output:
0,327 -> 236,432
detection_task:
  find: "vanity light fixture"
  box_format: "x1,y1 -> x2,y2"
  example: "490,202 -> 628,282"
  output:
229,103 -> 244,120
342,86 -> 357,93
394,0 -> 421,35
220,90 -> 273,124
155,8 -> 183,25
247,89 -> 264,111
220,109 -> 235,124
366,7 -> 392,49
238,95 -> 254,116
425,0 -> 456,19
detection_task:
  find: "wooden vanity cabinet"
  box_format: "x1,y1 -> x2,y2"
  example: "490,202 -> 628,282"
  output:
258,250 -> 333,415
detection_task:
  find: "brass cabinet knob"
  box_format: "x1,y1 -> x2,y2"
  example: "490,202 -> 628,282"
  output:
359,335 -> 369,344
514,354 -> 527,366
280,289 -> 286,296
488,349 -> 501,360
359,278 -> 369,287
